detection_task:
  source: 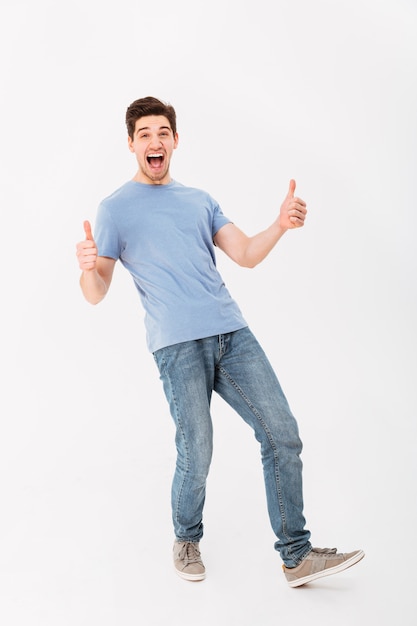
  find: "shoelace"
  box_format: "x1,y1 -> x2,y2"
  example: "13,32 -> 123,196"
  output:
178,542 -> 202,564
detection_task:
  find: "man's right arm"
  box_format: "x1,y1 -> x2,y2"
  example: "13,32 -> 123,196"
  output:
76,220 -> 116,304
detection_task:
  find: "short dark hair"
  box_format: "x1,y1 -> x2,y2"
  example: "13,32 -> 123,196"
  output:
125,96 -> 177,140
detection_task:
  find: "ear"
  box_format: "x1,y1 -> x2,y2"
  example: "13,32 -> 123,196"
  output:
173,132 -> 179,150
127,135 -> 134,153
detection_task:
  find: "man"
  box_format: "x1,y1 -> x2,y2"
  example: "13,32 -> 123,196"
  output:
76,96 -> 364,587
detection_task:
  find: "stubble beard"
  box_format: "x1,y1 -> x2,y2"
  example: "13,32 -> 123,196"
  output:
143,158 -> 171,185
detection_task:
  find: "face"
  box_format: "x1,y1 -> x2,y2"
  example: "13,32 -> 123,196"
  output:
128,115 -> 179,185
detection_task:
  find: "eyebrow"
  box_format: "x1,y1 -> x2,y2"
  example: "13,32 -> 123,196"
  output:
136,125 -> 171,134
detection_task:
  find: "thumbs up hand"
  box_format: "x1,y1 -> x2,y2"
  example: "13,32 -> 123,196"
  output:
76,220 -> 98,271
279,180 -> 307,230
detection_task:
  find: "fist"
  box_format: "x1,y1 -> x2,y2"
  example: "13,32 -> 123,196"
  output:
76,220 -> 97,271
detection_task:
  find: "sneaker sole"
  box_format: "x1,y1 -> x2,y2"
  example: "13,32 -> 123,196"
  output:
175,569 -> 206,582
287,549 -> 365,588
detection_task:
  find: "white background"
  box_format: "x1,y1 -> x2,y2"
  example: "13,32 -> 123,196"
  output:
1,0 -> 416,624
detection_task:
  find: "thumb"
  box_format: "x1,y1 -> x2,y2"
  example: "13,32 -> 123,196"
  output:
83,220 -> 93,241
287,179 -> 296,198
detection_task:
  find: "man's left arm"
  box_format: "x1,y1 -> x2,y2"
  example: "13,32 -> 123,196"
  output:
213,179 -> 307,268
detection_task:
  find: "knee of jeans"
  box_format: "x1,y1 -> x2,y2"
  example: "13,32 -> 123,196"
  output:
258,427 -> 303,457
176,437 -> 213,475
191,446 -> 213,476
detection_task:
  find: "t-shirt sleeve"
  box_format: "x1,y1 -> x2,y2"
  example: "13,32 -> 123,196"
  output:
212,200 -> 232,238
94,203 -> 121,260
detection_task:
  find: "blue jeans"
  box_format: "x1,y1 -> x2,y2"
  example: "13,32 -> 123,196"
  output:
153,327 -> 312,567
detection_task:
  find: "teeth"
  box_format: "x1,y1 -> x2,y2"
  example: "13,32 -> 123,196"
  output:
148,153 -> 163,158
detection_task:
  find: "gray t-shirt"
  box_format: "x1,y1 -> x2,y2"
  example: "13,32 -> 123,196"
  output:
94,179 -> 247,352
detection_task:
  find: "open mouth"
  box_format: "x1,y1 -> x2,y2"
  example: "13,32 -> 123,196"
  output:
146,153 -> 164,168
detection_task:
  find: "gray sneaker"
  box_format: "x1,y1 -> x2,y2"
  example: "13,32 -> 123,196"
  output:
283,547 -> 365,587
173,541 -> 206,581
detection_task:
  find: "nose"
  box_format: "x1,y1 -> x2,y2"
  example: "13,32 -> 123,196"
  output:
149,134 -> 163,149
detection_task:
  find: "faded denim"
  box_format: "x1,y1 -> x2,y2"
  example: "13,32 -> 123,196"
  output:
153,327 -> 312,566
